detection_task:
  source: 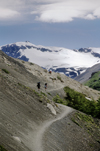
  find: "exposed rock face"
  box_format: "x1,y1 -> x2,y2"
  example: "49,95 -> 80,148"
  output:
0,50 -> 100,151
75,63 -> 100,83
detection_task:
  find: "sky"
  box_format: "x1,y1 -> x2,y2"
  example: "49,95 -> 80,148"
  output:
0,0 -> 100,49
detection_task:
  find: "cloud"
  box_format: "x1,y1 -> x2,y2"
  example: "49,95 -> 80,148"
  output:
33,0 -> 100,22
0,8 -> 20,20
93,7 -> 100,18
0,0 -> 100,23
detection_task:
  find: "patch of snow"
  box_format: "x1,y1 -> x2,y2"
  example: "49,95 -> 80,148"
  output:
80,69 -> 86,74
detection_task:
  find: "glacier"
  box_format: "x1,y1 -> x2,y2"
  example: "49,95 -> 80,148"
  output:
0,41 -> 100,78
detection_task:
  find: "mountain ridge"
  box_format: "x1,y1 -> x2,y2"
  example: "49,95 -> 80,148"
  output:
75,63 -> 100,83
0,41 -> 100,79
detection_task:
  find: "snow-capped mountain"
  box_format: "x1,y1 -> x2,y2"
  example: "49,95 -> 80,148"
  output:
0,41 -> 100,78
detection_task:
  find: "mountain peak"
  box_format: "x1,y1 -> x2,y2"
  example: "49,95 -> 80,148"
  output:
78,48 -> 92,53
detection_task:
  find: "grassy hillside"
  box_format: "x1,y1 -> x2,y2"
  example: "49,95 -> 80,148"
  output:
84,71 -> 100,91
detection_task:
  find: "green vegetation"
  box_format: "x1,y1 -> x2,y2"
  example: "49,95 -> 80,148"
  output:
64,87 -> 100,118
2,69 -> 9,74
84,71 -> 100,91
18,82 -> 100,118
18,82 -> 23,86
22,61 -> 25,63
71,112 -> 100,138
48,92 -> 52,96
32,89 -> 41,96
71,117 -> 82,127
53,94 -> 67,105
40,91 -> 47,97
30,62 -> 34,65
57,76 -> 63,82
0,145 -> 8,151
75,112 -> 93,123
14,68 -> 18,72
50,77 -> 56,81
64,86 -> 100,118
17,82 -> 50,104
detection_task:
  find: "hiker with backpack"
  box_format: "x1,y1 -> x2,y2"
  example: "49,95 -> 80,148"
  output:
37,82 -> 40,90
44,83 -> 47,90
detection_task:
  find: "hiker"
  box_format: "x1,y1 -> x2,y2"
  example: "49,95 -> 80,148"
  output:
44,83 -> 47,90
37,82 -> 40,90
49,70 -> 52,74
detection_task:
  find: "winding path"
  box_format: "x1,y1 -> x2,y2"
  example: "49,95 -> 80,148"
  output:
33,104 -> 73,151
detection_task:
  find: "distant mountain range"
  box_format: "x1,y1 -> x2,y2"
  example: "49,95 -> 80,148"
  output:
0,41 -> 100,78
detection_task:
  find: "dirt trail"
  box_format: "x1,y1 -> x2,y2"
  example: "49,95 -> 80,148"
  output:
31,105 -> 73,151
47,86 -> 64,92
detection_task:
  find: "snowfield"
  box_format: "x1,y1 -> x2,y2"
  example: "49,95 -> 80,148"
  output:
0,41 -> 100,78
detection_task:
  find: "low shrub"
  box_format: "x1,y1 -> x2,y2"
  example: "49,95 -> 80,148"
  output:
2,69 -> 9,74
22,61 -> 25,63
71,118 -> 82,127
30,62 -> 34,65
40,91 -> 47,96
0,145 -> 8,151
53,94 -> 67,105
75,112 -> 93,123
64,86 -> 100,118
57,76 -> 63,82
48,92 -> 52,96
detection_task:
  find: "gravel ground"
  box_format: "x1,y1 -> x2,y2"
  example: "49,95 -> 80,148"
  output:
43,110 -> 100,151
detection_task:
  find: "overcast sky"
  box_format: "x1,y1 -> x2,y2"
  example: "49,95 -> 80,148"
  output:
0,0 -> 100,49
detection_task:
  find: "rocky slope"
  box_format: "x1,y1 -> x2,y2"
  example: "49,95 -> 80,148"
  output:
0,50 -> 100,151
75,63 -> 100,83
15,57 -> 100,101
